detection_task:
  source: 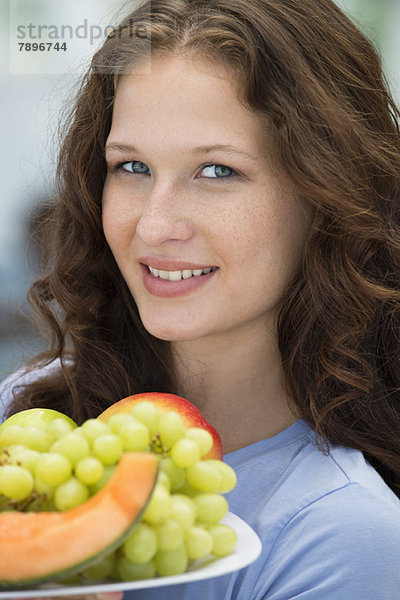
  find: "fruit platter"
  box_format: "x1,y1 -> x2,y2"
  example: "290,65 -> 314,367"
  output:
0,393 -> 262,596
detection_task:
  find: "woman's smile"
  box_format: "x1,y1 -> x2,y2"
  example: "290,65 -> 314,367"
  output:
146,266 -> 217,281
140,263 -> 219,298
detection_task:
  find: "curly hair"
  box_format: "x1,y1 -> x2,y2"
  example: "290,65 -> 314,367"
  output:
7,0 -> 400,495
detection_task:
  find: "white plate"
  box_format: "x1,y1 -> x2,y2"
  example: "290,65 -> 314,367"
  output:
0,512 -> 262,598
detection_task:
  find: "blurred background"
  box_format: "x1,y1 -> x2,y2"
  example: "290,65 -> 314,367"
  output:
1,0 -> 400,383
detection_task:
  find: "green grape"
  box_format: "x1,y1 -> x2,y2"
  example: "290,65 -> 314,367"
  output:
131,401 -> 160,436
159,412 -> 185,449
109,557 -> 121,581
75,456 -> 104,486
81,551 -> 116,580
185,526 -> 213,560
42,498 -> 57,511
123,522 -> 158,564
170,438 -> 201,468
193,493 -> 228,524
79,419 -> 111,445
154,544 -> 188,576
34,476 -> 54,500
1,446 -> 18,468
107,413 -> 136,435
119,419 -> 150,452
185,461 -> 221,492
142,483 -> 172,524
92,433 -> 122,465
19,427 -> 53,452
46,418 -> 75,440
161,458 -> 185,492
54,476 -> 89,511
170,494 -> 197,530
157,471 -> 171,491
51,432 -> 90,466
58,573 -> 83,585
0,465 -> 34,500
207,460 -> 237,493
178,481 -> 198,497
0,408 -> 75,431
9,447 -> 40,475
0,425 -> 23,448
89,464 -> 116,494
171,493 -> 197,511
184,428 -> 213,457
116,556 -> 155,581
35,453 -> 72,486
154,518 -> 184,552
208,524 -> 238,557
4,444 -> 25,456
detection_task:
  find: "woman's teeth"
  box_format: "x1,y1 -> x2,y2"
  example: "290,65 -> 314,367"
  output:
148,266 -> 217,281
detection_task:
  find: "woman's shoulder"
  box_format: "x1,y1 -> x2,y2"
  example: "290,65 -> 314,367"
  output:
223,449 -> 400,600
225,423 -> 400,596
248,481 -> 400,599
241,447 -> 400,599
268,433 -> 400,534
0,358 -> 63,422
286,473 -> 400,549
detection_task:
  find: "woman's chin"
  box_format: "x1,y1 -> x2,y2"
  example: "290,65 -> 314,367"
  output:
141,318 -> 207,343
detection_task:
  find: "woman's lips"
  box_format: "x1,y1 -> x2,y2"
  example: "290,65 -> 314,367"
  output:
140,263 -> 218,298
139,256 -> 216,271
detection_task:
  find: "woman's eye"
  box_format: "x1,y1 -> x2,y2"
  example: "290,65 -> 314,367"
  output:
199,164 -> 237,179
115,161 -> 237,179
120,161 -> 150,174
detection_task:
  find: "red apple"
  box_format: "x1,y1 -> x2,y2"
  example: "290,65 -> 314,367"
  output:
98,392 -> 223,460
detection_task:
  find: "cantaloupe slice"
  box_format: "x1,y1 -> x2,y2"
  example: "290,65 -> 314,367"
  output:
0,452 -> 158,587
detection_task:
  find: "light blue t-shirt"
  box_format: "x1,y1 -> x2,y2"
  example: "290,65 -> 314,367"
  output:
1,369 -> 400,598
121,420 -> 400,599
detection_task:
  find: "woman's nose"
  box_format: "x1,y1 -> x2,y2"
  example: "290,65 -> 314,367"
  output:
136,185 -> 194,247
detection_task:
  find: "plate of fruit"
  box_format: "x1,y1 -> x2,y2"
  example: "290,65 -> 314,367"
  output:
0,393 -> 262,597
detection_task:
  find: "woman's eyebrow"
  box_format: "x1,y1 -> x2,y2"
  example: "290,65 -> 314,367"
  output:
105,142 -> 259,165
192,144 -> 259,165
105,143 -> 135,157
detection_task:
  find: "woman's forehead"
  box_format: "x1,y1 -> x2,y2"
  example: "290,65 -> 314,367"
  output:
109,53 -> 274,158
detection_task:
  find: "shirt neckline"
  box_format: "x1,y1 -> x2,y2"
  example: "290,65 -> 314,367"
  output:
224,419 -> 312,465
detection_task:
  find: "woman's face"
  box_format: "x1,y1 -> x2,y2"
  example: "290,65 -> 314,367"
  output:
102,53 -> 309,343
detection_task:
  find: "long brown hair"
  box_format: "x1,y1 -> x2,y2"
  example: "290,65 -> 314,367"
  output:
6,0 -> 400,495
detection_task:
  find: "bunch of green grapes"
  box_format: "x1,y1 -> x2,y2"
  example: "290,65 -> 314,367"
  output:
0,402 -> 237,581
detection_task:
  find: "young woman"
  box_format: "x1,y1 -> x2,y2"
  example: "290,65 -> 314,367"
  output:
2,0 -> 400,598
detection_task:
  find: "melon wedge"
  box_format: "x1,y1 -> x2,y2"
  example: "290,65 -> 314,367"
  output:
0,452 -> 158,587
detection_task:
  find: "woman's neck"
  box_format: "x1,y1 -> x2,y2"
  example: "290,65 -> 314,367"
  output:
171,322 -> 298,454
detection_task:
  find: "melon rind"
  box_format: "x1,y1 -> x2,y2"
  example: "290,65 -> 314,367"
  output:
0,452 -> 159,587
